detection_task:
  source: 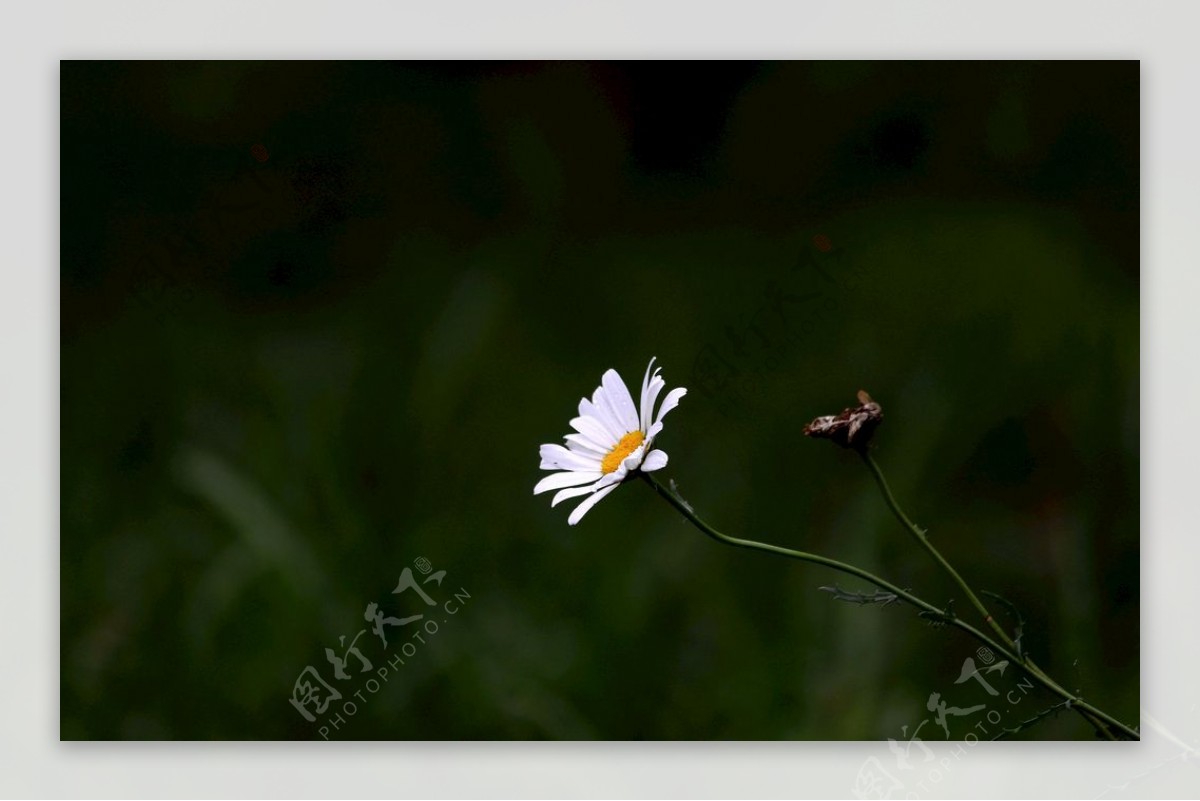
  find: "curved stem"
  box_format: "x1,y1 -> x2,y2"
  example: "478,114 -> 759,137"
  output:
857,451 -> 1137,741
640,476 -> 985,637
640,472 -> 1138,741
859,451 -> 1015,648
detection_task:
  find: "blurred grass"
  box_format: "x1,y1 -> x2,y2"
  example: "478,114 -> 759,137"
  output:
61,61 -> 1138,740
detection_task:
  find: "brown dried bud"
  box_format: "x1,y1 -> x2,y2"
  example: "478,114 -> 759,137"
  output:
802,390 -> 883,451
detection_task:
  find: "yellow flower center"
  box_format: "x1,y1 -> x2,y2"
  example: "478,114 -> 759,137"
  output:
601,430 -> 645,475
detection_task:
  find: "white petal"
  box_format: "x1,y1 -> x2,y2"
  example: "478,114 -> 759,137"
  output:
587,389 -> 626,439
578,397 -> 621,440
601,368 -> 639,434
639,358 -> 656,403
534,470 -> 603,495
539,443 -> 601,471
595,471 -> 624,489
653,387 -> 687,428
642,375 -> 665,433
621,443 -> 646,472
639,358 -> 662,432
569,415 -> 617,449
551,483 -> 602,507
604,461 -> 630,484
567,482 -> 620,526
641,449 -> 668,472
564,433 -> 607,456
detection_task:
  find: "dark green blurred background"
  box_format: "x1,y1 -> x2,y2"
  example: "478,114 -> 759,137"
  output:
61,61 -> 1138,740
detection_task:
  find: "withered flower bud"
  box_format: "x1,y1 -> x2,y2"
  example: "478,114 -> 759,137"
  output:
802,390 -> 883,451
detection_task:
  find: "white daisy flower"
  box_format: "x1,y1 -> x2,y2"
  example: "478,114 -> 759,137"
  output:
535,357 -> 687,525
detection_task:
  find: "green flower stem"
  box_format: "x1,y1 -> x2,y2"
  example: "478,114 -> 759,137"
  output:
859,451 -> 1015,648
857,450 -> 1138,741
640,472 -> 1138,741
638,473 -> 1009,652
